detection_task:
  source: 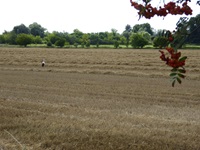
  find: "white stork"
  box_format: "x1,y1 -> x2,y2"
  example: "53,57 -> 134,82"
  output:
42,59 -> 45,67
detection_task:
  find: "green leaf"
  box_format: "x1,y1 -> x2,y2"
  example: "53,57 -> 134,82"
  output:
171,68 -> 178,72
179,56 -> 187,62
170,73 -> 177,77
178,69 -> 186,73
176,77 -> 182,84
178,73 -> 185,78
172,80 -> 176,87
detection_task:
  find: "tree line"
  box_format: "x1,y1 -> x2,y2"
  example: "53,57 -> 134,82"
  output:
0,14 -> 199,48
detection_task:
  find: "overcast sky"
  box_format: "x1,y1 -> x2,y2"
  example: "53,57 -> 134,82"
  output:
0,0 -> 199,34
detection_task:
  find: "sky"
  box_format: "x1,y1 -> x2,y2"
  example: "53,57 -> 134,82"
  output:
0,0 -> 199,34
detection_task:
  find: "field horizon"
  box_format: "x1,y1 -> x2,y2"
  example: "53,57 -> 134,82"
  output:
0,48 -> 200,149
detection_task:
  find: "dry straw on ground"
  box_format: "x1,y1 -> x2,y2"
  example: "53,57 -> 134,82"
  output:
0,48 -> 200,149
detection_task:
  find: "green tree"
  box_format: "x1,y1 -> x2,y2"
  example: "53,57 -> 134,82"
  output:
29,22 -> 46,38
90,33 -> 99,47
16,33 -> 33,47
125,24 -> 132,33
186,14 -> 200,44
114,40 -> 120,48
120,36 -> 126,46
72,29 -> 84,44
130,33 -> 148,48
153,36 -> 168,48
132,23 -> 154,35
33,36 -> 43,44
68,34 -> 78,45
3,31 -> 17,45
85,41 -> 90,48
46,33 -> 60,44
0,35 -> 5,44
81,34 -> 90,48
111,29 -> 120,47
55,38 -> 66,47
122,24 -> 132,48
140,31 -> 151,42
13,24 -> 30,34
98,32 -> 111,45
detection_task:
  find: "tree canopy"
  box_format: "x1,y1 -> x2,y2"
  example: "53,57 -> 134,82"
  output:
0,16 -> 200,49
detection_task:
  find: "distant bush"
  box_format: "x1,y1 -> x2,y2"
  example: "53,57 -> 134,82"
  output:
0,35 -> 5,44
130,33 -> 148,48
16,33 -> 33,47
85,41 -> 90,48
55,38 -> 66,47
114,40 -> 120,49
74,43 -> 78,48
47,41 -> 52,47
33,36 -> 43,44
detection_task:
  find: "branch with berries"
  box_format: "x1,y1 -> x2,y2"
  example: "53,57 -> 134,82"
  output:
159,45 -> 187,87
130,0 -> 200,86
130,0 -> 194,19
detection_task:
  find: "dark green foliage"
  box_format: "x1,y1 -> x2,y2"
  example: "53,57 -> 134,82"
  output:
72,29 -> 84,44
46,33 -> 60,44
170,67 -> 186,87
122,24 -> 132,48
29,22 -> 46,38
130,33 -> 148,48
114,40 -> 120,48
64,42 -> 70,48
125,24 -> 132,33
13,24 -> 30,34
0,35 -> 5,44
153,36 -> 168,48
33,36 -> 43,44
3,31 -> 17,45
55,38 -> 66,47
90,33 -> 99,46
73,43 -> 78,48
16,34 -> 33,47
81,42 -> 85,48
132,23 -> 154,35
122,32 -> 130,48
47,41 -> 52,47
120,36 -> 126,46
85,41 -> 90,48
186,14 -> 200,44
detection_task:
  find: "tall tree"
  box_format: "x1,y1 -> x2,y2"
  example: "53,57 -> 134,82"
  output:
125,24 -> 132,33
81,33 -> 90,48
122,24 -> 132,48
29,22 -> 46,38
13,24 -> 30,34
71,29 -> 84,44
132,23 -> 154,35
186,14 -> 200,44
90,33 -> 100,47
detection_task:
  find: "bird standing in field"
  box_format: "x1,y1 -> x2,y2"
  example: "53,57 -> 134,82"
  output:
42,59 -> 45,67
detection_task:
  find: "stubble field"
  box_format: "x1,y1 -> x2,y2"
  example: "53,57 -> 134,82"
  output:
0,47 -> 200,150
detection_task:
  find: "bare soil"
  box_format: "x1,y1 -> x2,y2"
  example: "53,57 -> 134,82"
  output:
0,48 -> 200,150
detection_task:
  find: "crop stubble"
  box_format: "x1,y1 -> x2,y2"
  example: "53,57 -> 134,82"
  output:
0,48 -> 200,149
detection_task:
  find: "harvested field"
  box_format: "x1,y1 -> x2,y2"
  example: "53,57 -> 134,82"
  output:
0,48 -> 200,150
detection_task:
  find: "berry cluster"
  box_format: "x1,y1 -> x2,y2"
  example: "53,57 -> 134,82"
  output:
158,31 -> 188,86
130,0 -> 193,19
159,47 -> 186,68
